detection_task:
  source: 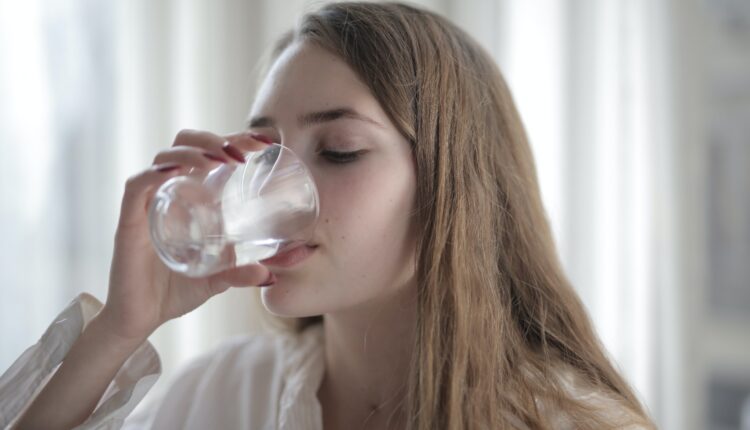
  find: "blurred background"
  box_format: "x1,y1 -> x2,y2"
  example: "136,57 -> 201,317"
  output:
0,0 -> 748,428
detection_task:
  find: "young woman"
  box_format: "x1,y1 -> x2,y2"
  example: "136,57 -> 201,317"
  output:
4,2 -> 655,429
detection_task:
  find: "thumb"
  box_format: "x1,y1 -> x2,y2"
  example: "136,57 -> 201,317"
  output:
208,264 -> 275,288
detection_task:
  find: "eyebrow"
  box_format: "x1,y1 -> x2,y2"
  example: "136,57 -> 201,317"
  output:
247,107 -> 384,129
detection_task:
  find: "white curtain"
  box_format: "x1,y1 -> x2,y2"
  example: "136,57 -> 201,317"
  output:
0,0 -> 120,380
0,0 -> 689,427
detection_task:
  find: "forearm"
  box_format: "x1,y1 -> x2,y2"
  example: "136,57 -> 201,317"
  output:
14,311 -> 147,430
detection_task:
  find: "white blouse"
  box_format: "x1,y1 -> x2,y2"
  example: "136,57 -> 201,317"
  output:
0,293 -> 325,429
0,293 -> 647,429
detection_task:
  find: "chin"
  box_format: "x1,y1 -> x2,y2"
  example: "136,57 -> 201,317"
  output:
260,282 -> 327,318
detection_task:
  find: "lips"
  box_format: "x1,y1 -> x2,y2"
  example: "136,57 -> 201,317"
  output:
259,243 -> 318,268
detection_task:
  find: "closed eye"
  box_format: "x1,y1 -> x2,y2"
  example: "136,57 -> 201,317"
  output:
320,150 -> 364,164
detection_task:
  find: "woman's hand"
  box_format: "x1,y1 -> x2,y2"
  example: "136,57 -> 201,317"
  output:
14,130 -> 275,430
99,129 -> 273,344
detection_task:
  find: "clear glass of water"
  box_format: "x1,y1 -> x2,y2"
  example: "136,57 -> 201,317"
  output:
148,143 -> 319,277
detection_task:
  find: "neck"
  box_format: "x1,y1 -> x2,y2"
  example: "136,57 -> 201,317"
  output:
317,281 -> 417,430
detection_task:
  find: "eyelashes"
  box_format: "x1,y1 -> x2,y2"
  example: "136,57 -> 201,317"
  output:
320,149 -> 364,164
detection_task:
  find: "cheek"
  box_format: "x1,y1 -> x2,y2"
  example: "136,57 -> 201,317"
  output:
318,163 -> 416,282
260,156 -> 417,317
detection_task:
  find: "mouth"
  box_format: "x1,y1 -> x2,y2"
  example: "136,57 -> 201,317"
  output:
259,242 -> 319,268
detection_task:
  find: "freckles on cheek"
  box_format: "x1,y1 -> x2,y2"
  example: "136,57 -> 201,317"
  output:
323,156 -> 415,247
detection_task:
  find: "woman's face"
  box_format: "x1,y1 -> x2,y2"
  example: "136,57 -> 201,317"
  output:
249,41 -> 417,318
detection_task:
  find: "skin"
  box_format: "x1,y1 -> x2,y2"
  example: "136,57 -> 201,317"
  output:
14,40 -> 418,430
248,41 -> 419,429
14,131 -> 275,430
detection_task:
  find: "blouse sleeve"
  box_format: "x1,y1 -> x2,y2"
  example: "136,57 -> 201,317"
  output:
0,292 -> 162,430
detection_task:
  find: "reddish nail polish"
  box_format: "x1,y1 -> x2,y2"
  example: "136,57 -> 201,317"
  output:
249,133 -> 275,145
259,272 -> 276,286
156,164 -> 180,172
222,143 -> 246,163
203,152 -> 228,163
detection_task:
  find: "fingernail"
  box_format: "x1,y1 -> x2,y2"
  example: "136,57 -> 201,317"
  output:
222,143 -> 246,163
203,152 -> 228,163
249,133 -> 275,145
156,164 -> 181,172
259,272 -> 276,287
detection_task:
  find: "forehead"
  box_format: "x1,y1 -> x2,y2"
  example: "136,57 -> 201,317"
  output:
250,41 -> 382,121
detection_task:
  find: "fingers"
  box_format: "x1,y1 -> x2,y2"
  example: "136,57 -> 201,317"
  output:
118,129 -> 272,229
117,163 -> 187,231
116,128 -> 277,261
204,265 -> 275,298
208,264 -> 275,288
152,146 -> 231,169
170,129 -> 272,163
149,129 -> 274,176
224,131 -> 274,152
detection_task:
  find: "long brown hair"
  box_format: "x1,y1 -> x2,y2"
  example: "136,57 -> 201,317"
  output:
255,2 -> 655,428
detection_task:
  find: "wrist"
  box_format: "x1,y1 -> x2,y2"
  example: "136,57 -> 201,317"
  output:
86,311 -> 151,354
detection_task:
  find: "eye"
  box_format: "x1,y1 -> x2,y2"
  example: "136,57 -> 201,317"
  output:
320,149 -> 363,164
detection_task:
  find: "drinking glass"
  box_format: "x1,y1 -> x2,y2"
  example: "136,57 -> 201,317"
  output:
148,143 -> 319,277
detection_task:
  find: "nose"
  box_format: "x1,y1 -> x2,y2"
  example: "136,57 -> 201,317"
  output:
276,131 -> 313,170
